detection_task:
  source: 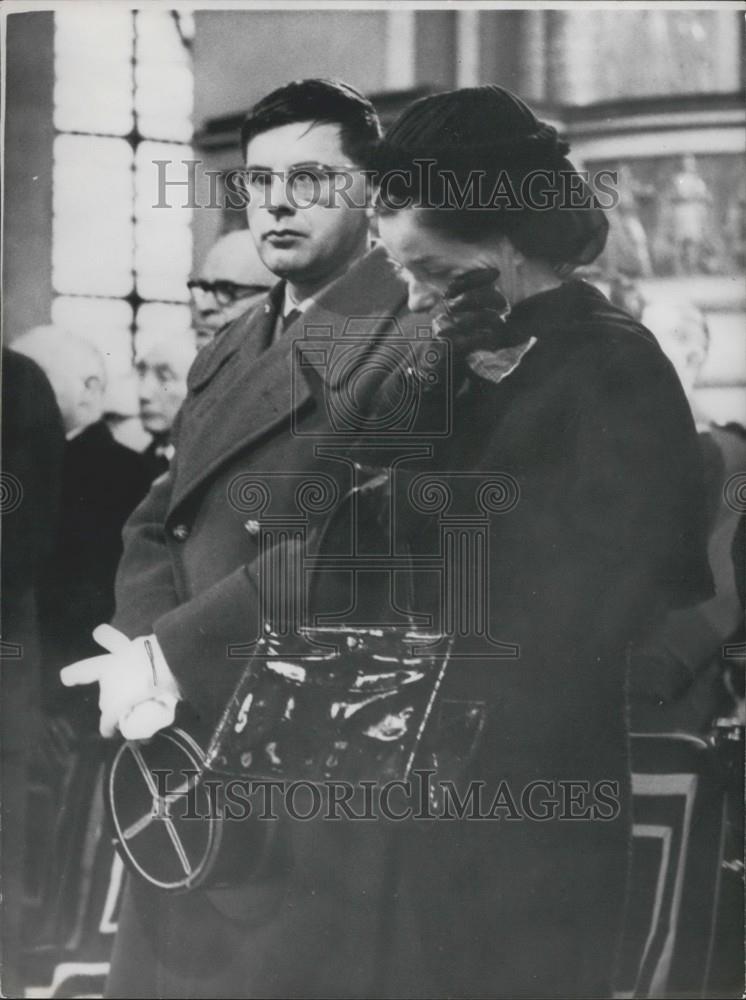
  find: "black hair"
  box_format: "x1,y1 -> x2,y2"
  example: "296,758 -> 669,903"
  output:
240,78 -> 382,169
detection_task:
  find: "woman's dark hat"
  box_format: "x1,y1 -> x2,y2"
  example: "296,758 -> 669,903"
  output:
375,85 -> 608,270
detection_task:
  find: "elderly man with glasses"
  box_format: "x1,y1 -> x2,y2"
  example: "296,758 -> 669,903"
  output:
188,228 -> 275,350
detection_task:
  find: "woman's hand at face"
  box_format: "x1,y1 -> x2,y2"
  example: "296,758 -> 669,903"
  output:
434,268 -> 509,354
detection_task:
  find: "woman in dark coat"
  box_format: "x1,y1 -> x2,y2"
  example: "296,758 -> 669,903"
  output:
361,85 -> 714,997
107,86 -> 712,999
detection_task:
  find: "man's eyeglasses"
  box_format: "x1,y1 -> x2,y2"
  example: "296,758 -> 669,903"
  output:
187,279 -> 271,307
235,162 -> 360,203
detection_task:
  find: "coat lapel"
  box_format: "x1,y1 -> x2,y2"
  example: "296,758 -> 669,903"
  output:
169,247 -> 411,514
286,245 -> 413,394
170,288 -> 309,513
186,289 -> 279,394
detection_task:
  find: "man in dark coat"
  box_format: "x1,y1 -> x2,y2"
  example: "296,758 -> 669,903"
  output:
12,326 -> 152,697
45,417 -> 152,676
60,79 -> 441,997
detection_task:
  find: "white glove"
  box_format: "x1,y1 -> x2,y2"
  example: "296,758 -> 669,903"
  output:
60,624 -> 180,740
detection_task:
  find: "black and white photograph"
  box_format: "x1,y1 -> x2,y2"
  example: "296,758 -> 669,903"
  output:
1,2 -> 745,997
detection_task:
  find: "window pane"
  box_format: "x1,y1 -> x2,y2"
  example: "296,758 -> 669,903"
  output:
135,10 -> 193,143
54,8 -> 134,135
136,302 -> 193,351
548,9 -> 741,105
53,135 -> 134,297
174,12 -> 195,45
135,141 -> 193,302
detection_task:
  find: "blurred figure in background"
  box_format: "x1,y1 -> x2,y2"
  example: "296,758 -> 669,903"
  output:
669,155 -> 715,275
12,326 -> 152,686
629,299 -> 746,732
136,334 -> 196,479
189,228 -> 275,349
11,327 -> 151,996
1,347 -> 65,997
104,371 -> 154,454
603,165 -> 653,279
608,271 -> 646,321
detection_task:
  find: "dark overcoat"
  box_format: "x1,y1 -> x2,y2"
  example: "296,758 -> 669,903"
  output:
107,274 -> 712,998
112,246 -> 427,717
2,349 -> 65,997
40,421 -> 152,680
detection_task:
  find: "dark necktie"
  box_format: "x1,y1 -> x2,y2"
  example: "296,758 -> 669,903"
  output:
281,308 -> 301,335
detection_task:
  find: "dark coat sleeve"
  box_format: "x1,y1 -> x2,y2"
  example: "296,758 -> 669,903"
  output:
113,433 -> 267,721
111,340 -> 275,718
562,335 -> 712,616
112,333 -> 239,643
112,447 -> 181,639
112,332 -> 228,640
427,323 -> 713,796
152,560 -> 263,716
511,334 -> 705,601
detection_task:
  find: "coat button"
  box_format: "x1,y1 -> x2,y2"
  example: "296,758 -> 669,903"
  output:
171,523 -> 190,541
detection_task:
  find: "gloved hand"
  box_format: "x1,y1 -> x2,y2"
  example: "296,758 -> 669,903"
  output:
411,268 -> 510,390
434,268 -> 509,353
60,624 -> 180,740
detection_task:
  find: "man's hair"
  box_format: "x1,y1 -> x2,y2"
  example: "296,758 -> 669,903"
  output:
240,78 -> 381,169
